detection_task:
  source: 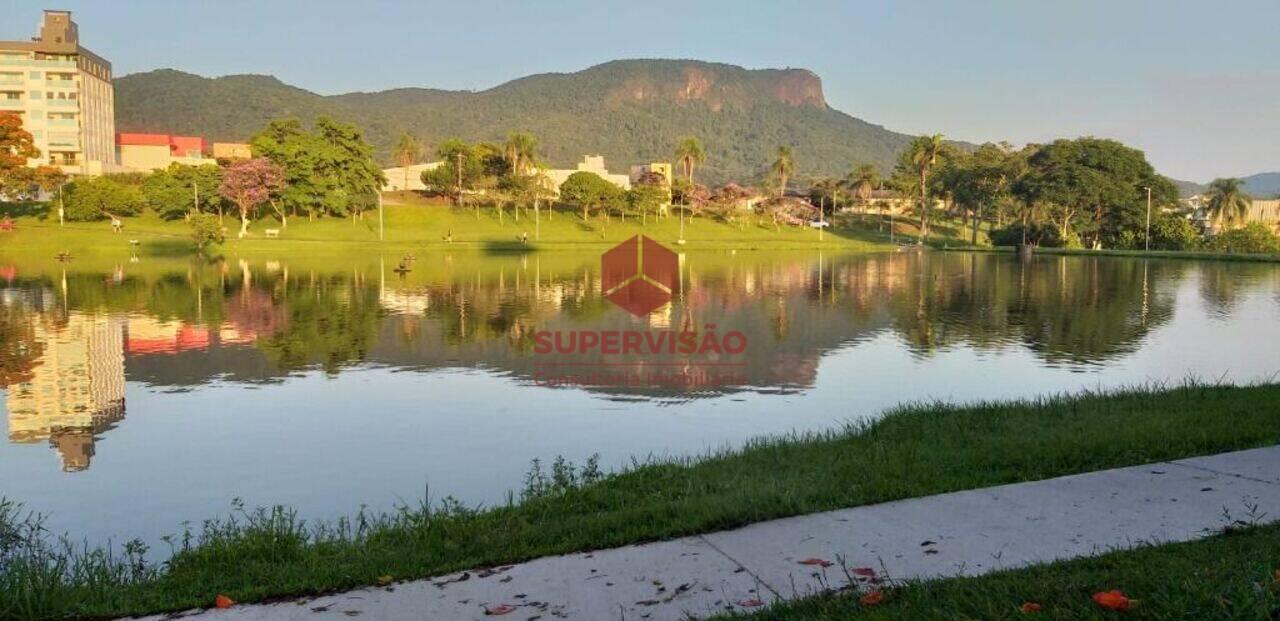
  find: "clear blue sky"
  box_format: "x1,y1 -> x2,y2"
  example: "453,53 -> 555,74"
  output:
4,0 -> 1276,182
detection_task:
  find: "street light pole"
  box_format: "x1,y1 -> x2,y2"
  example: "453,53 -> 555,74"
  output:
378,191 -> 384,241
1143,186 -> 1152,251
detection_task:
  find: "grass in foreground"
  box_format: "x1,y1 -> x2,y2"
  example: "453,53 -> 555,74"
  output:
720,522 -> 1280,620
2,382 -> 1279,620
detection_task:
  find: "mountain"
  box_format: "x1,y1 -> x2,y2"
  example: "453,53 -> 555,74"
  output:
1170,173 -> 1280,198
1171,178 -> 1206,197
1242,172 -> 1280,198
114,60 -> 916,185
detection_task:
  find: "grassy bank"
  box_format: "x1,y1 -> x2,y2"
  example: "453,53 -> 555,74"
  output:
3,382 -> 1279,620
719,522 -> 1280,620
0,197 -> 898,257
952,245 -> 1280,263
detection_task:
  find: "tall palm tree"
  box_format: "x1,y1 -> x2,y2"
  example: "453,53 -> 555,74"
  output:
675,136 -> 706,184
1204,177 -> 1252,231
771,146 -> 795,197
392,132 -> 422,191
504,131 -> 539,176
906,134 -> 945,242
845,163 -> 881,207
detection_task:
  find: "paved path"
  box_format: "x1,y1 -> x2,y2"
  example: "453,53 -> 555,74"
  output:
138,446 -> 1280,620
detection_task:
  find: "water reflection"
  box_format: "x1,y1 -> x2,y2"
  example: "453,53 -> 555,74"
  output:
1,251 -> 1277,473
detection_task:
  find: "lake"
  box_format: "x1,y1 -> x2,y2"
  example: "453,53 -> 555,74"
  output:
1,249 -> 1278,549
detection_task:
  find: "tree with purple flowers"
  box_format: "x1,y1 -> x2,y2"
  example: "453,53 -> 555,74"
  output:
219,157 -> 284,238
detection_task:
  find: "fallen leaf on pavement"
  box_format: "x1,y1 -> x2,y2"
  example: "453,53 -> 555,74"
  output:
798,557 -> 834,567
484,604 -> 517,616
1092,590 -> 1133,611
859,590 -> 885,606
1020,601 -> 1043,613
377,575 -> 393,586
214,594 -> 235,609
737,598 -> 764,607
851,567 -> 877,578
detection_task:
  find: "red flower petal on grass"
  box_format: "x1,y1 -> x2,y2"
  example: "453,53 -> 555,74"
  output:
859,589 -> 885,606
851,567 -> 877,578
737,598 -> 765,607
1092,590 -> 1132,611
484,604 -> 517,615
1020,601 -> 1044,613
214,594 -> 235,609
798,557 -> 834,567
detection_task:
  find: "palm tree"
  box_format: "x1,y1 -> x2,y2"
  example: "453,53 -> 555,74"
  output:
1204,178 -> 1252,231
906,134 -> 945,242
771,146 -> 795,197
845,163 -> 881,208
504,131 -> 539,176
392,133 -> 422,191
674,136 -> 706,184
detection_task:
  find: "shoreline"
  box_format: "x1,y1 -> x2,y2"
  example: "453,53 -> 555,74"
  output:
3,382 -> 1279,619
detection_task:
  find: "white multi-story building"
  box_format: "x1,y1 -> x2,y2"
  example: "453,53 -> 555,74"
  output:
0,10 -> 116,176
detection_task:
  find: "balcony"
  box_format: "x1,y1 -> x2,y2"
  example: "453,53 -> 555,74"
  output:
0,99 -> 23,110
45,79 -> 76,89
0,58 -> 75,68
0,77 -> 22,86
47,99 -> 78,108
48,118 -> 78,127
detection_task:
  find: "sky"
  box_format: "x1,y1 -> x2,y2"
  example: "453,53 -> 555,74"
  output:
3,0 -> 1277,182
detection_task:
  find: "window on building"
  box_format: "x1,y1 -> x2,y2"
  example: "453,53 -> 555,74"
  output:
29,71 -> 41,79
29,91 -> 41,99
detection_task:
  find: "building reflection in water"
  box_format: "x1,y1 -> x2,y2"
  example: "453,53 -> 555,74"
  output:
6,304 -> 126,472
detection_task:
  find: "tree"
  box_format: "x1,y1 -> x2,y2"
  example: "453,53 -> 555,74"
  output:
559,171 -> 624,221
1203,178 -> 1252,231
392,132 -> 423,190
674,136 -> 706,185
627,177 -> 668,225
1012,138 -> 1166,249
142,169 -> 192,220
250,117 -> 384,220
770,146 -> 795,197
845,163 -> 881,206
937,144 -> 1019,245
897,134 -> 947,242
219,157 -> 284,238
503,131 -> 539,176
62,177 -> 144,221
0,112 -> 40,197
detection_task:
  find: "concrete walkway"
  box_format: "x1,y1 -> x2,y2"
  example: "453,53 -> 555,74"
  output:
139,446 -> 1280,620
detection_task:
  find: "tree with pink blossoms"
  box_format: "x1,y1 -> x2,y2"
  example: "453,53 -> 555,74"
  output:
219,157 -> 284,238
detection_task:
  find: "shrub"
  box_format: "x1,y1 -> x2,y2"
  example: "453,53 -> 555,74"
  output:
1148,212 -> 1201,251
989,222 -> 1066,247
62,177 -> 143,222
188,213 -> 224,250
1205,222 -> 1280,255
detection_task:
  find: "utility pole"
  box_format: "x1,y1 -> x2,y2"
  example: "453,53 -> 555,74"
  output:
1143,186 -> 1152,251
193,181 -> 199,216
58,182 -> 65,227
378,191 -> 384,241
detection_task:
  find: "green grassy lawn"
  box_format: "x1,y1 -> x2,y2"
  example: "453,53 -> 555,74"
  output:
0,196 -> 901,258
718,523 -> 1280,620
2,383 -> 1279,620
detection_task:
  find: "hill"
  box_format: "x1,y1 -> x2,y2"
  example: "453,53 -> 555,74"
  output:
114,60 -> 916,185
1242,172 -> 1280,198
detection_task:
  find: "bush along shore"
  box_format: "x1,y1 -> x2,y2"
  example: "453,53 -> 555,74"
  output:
2,381 -> 1280,620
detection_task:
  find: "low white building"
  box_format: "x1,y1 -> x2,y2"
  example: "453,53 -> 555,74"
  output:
382,161 -> 443,192
544,155 -> 631,195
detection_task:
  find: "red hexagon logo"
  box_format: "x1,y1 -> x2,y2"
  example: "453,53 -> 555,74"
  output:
602,235 -> 679,316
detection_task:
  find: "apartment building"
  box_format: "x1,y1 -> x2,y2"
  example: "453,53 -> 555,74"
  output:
0,10 -> 116,175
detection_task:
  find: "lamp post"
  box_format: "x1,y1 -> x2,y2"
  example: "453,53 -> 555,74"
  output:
1143,186 -> 1152,251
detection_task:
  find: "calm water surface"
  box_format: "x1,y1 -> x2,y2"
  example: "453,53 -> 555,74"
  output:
1,250 -> 1278,548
